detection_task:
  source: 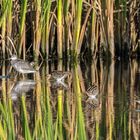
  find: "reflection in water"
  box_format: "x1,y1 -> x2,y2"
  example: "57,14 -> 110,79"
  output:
10,80 -> 36,100
1,59 -> 140,139
85,84 -> 99,108
50,70 -> 72,90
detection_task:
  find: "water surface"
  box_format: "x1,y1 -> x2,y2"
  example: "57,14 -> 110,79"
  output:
0,58 -> 140,139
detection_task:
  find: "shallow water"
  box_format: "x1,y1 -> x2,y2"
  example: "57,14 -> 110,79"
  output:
0,58 -> 140,139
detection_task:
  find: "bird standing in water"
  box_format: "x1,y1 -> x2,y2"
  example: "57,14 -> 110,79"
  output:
9,55 -> 36,74
85,83 -> 99,108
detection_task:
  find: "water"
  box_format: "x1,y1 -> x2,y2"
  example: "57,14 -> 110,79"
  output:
0,58 -> 140,139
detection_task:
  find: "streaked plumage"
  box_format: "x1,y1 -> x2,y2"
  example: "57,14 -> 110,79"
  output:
50,71 -> 71,90
85,83 -> 100,108
10,55 -> 36,73
51,71 -> 71,82
86,84 -> 98,99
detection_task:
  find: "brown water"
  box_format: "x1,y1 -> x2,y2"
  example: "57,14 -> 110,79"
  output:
0,58 -> 140,139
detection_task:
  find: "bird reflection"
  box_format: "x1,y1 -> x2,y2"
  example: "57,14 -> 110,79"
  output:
85,84 -> 99,108
50,80 -> 69,90
11,80 -> 36,101
50,71 -> 72,90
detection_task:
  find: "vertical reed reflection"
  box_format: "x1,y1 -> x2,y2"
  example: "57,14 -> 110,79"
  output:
0,58 -> 140,139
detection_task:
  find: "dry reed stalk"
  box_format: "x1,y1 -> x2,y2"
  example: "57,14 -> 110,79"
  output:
6,0 -> 12,58
130,0 -> 137,52
34,0 -> 41,60
78,6 -> 92,55
106,61 -> 114,140
106,0 -> 114,57
90,0 -> 97,56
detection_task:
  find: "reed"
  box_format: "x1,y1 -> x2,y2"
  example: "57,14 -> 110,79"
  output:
57,90 -> 63,140
18,0 -> 27,56
106,0 -> 114,57
0,0 -> 140,58
41,0 -> 52,58
64,0 -> 70,57
6,0 -> 12,58
90,1 -> 97,57
57,0 -> 63,58
34,0 -> 41,60
73,63 -> 87,140
72,0 -> 83,57
1,0 -> 7,58
21,96 -> 32,140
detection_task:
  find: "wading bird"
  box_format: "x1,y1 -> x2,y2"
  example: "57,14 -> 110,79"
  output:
9,55 -> 36,74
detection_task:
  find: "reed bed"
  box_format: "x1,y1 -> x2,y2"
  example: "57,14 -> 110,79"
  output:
0,0 -> 140,59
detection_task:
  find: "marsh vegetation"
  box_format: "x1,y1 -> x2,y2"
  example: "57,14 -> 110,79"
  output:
0,0 -> 140,59
0,0 -> 140,139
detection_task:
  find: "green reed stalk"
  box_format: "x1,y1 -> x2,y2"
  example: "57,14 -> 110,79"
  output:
0,103 -> 7,140
33,73 -> 44,139
57,0 -> 63,58
6,0 -> 12,36
0,99 -> 15,140
7,100 -> 15,140
18,0 -> 27,56
46,87 -> 53,139
1,0 -> 7,57
6,0 -> 12,58
57,90 -> 63,140
41,65 -> 53,139
0,0 -> 8,27
73,64 -> 87,140
54,116 -> 58,140
64,0 -> 70,56
41,0 -> 51,58
72,0 -> 83,57
21,96 -> 32,140
0,121 -> 6,140
96,122 -> 99,140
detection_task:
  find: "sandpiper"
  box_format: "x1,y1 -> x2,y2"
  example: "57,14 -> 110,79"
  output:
9,55 -> 36,74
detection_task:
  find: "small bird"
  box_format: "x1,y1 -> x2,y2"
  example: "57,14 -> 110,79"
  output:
86,84 -> 98,99
50,71 -> 71,82
9,55 -> 36,74
50,71 -> 71,90
85,84 -> 99,108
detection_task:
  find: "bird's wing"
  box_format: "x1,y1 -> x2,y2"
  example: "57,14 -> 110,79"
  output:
15,61 -> 34,70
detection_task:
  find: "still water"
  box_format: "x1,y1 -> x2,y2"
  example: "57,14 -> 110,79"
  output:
0,58 -> 140,140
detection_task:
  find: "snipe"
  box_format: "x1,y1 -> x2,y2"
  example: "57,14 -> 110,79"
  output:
85,83 -> 99,108
50,71 -> 71,82
86,84 -> 98,99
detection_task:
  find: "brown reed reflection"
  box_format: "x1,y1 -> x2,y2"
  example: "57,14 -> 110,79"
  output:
1,58 -> 140,139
